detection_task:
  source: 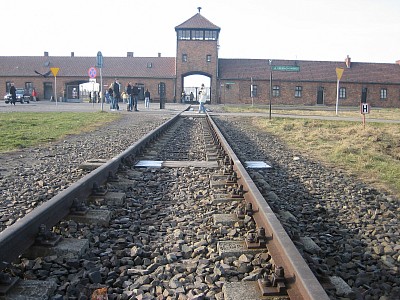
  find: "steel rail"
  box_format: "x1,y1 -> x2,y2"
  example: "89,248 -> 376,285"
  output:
207,114 -> 330,300
0,112 -> 181,269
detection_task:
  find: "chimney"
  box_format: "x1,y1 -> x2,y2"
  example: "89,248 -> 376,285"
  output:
345,55 -> 351,68
71,52 -> 74,57
158,53 -> 161,57
44,51 -> 49,57
127,52 -> 134,57
396,60 -> 400,65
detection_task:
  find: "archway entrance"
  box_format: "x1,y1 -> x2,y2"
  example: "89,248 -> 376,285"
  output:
181,74 -> 211,103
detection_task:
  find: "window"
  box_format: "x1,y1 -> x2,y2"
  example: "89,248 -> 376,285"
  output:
147,62 -> 152,68
177,30 -> 191,40
295,86 -> 302,98
204,30 -> 217,40
251,85 -> 258,97
182,54 -> 187,62
272,85 -> 280,97
339,87 -> 346,99
6,81 -> 12,93
206,55 -> 211,62
380,88 -> 387,99
191,30 -> 204,40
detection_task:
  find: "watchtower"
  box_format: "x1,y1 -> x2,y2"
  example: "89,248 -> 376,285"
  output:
175,8 -> 220,103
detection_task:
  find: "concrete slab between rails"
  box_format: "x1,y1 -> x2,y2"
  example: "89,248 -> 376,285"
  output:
0,279 -> 57,300
217,241 -> 266,258
105,192 -> 126,205
210,180 -> 237,188
135,160 -> 219,168
213,214 -> 241,226
65,209 -> 111,226
24,238 -> 89,259
78,159 -> 108,171
211,194 -> 244,204
107,178 -> 137,190
223,281 -> 289,300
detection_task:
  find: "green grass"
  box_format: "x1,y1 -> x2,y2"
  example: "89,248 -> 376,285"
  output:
221,105 -> 400,120
0,112 -> 120,152
253,117 -> 400,199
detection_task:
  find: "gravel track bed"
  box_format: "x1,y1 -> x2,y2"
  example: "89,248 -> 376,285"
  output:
213,116 -> 399,300
4,116 -> 276,300
0,114 -> 170,232
1,112 -> 398,299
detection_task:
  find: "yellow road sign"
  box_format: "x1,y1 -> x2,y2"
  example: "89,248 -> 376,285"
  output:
50,67 -> 60,77
336,68 -> 344,80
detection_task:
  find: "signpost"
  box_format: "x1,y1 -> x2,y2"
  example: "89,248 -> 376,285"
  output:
268,63 -> 300,119
271,65 -> 300,72
50,67 -> 60,105
360,103 -> 370,129
96,51 -> 104,111
335,68 -> 344,115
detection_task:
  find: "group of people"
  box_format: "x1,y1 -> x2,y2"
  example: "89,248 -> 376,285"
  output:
104,79 -> 207,113
105,79 -> 151,111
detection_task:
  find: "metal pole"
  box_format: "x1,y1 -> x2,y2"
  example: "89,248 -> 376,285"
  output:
268,60 -> 272,120
100,67 -> 103,111
269,70 -> 272,120
251,77 -> 254,107
55,76 -> 57,106
335,78 -> 340,115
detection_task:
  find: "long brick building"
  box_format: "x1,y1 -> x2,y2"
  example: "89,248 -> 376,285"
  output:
1,12 -> 400,108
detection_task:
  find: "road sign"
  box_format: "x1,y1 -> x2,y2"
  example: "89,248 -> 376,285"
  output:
50,67 -> 59,77
96,51 -> 103,68
361,103 -> 370,114
271,65 -> 300,72
336,68 -> 344,80
88,67 -> 97,78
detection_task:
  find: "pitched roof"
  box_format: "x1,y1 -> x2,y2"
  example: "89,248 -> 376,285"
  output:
218,58 -> 400,84
175,13 -> 220,30
0,56 -> 176,78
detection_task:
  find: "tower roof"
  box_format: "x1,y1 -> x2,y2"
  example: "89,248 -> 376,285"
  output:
175,13 -> 220,31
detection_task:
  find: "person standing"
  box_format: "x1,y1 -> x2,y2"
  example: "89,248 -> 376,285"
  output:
198,84 -> 207,113
108,85 -> 114,110
9,83 -> 16,105
113,79 -> 120,110
132,83 -> 139,111
144,89 -> 150,109
32,88 -> 37,101
126,82 -> 133,111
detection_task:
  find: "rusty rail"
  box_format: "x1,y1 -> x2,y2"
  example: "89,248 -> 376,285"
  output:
207,115 -> 330,300
0,113 -> 181,269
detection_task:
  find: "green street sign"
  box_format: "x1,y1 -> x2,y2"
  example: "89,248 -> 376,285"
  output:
271,65 -> 300,72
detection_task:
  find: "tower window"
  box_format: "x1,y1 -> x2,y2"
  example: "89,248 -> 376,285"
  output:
191,30 -> 204,40
204,30 -> 217,40
206,55 -> 211,62
177,30 -> 191,40
182,54 -> 187,62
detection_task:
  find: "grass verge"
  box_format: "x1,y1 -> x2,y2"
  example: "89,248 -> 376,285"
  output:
0,112 -> 120,153
253,117 -> 400,199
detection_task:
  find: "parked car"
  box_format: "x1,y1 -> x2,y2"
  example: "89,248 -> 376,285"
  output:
5,88 -> 30,104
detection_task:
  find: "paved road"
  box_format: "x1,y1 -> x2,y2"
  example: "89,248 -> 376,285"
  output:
1,100 -> 399,124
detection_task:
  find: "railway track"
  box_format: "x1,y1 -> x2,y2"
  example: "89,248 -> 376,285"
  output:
0,111 -> 330,299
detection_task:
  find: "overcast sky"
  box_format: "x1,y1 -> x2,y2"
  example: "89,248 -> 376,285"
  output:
2,0 -> 399,64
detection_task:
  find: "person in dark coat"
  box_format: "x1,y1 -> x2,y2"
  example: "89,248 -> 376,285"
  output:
113,79 -> 120,110
9,83 -> 16,105
126,82 -> 133,111
132,83 -> 139,111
